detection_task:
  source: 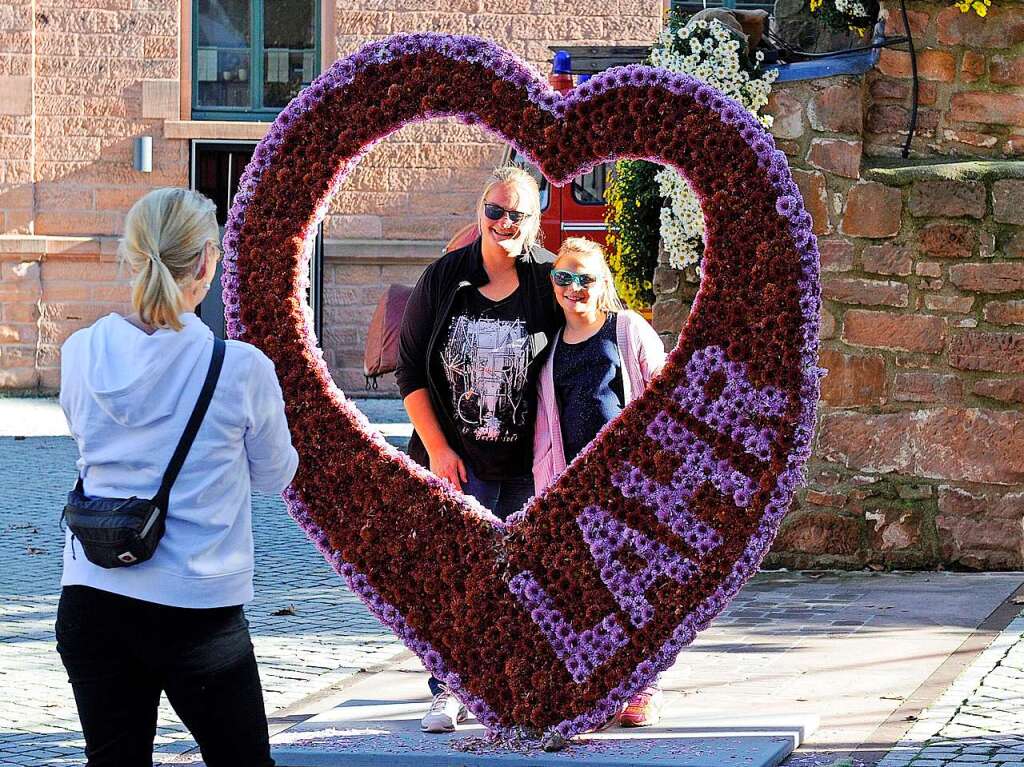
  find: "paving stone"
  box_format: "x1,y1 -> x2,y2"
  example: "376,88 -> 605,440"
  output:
0,434 -> 406,766
881,612 -> 1024,767
7,403 -> 1024,767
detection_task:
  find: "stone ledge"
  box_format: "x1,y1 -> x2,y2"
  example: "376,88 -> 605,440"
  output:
163,120 -> 271,141
0,237 -> 443,265
0,236 -> 119,259
324,239 -> 442,266
863,160 -> 1024,186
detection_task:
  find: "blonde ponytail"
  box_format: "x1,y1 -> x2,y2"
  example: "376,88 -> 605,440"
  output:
119,188 -> 220,331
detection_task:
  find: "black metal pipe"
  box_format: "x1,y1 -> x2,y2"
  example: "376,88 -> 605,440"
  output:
763,29 -> 908,58
898,0 -> 919,158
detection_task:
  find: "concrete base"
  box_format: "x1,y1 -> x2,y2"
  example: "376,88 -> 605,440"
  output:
271,670 -> 818,767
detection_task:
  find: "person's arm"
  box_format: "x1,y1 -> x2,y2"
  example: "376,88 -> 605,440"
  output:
395,265 -> 435,400
244,351 -> 299,494
395,262 -> 467,490
634,314 -> 667,385
403,388 -> 467,490
531,357 -> 555,495
58,339 -> 76,440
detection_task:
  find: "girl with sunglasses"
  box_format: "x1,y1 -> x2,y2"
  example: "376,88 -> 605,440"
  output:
396,165 -> 561,733
533,237 -> 667,727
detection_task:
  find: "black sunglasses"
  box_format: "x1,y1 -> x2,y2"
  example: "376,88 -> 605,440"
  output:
483,202 -> 531,223
551,269 -> 598,289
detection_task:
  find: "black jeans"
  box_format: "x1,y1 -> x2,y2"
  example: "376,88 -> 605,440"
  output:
55,585 -> 274,767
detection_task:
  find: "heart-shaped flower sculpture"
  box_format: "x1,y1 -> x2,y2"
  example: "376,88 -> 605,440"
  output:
222,33 -> 821,741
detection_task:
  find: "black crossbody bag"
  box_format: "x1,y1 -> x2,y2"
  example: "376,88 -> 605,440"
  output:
62,337 -> 226,569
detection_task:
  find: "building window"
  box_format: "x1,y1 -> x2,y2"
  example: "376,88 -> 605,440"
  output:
571,164 -> 608,206
193,0 -> 320,121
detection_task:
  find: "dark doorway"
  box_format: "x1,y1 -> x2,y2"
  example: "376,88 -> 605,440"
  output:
190,140 -> 323,341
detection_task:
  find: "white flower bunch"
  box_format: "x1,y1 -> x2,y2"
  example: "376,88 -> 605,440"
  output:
650,18 -> 778,270
834,0 -> 869,17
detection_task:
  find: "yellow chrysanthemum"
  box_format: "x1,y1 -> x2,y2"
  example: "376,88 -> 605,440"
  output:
956,0 -> 991,15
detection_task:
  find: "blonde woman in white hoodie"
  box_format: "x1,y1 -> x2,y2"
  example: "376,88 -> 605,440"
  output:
56,188 -> 298,767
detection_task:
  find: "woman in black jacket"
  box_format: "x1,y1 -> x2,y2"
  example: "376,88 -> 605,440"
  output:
395,165 -> 560,732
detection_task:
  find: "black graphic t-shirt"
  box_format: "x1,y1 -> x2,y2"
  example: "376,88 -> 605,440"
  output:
553,313 -> 625,464
439,287 -> 534,480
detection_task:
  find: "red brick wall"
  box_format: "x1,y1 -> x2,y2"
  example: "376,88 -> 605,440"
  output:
801,170 -> 1024,570
868,1 -> 1024,157
653,0 -> 1024,570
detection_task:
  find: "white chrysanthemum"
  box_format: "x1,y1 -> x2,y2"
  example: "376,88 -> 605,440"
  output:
835,0 -> 868,14
650,19 -> 779,269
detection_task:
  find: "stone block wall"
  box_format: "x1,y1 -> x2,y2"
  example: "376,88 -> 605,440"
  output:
322,246 -> 435,393
653,0 -> 1024,569
326,1 -> 661,242
12,0 -> 188,237
790,165 -> 1023,570
0,0 -> 661,394
0,238 -> 128,390
0,0 -> 34,235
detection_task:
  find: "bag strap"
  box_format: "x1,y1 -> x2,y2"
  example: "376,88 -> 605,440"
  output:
152,336 -> 226,510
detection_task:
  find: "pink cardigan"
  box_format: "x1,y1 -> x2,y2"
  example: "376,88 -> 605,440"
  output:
533,310 -> 667,494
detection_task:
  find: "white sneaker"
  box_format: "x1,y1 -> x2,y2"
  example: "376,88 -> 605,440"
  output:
420,689 -> 468,733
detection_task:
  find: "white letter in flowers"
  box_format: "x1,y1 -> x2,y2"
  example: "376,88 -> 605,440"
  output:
577,506 -> 696,629
672,345 -> 787,461
508,571 -> 629,684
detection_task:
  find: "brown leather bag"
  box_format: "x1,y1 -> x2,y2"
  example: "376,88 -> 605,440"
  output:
362,223 -> 477,388
363,283 -> 413,388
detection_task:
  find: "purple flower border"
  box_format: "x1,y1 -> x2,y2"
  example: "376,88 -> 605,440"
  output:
222,32 -> 821,742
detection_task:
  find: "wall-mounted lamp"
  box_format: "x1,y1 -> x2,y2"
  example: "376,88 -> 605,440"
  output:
133,136 -> 152,173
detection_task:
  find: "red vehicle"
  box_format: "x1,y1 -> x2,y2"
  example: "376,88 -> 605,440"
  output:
444,54 -> 615,255
509,148 -> 612,253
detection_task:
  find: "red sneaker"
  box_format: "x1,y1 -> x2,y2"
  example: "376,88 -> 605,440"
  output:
619,686 -> 664,727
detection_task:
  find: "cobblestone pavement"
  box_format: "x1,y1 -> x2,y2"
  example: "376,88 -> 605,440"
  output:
879,613 -> 1024,767
5,400 -> 1024,767
0,433 -> 406,766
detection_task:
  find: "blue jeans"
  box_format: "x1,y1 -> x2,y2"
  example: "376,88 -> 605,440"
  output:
462,464 -> 534,522
56,585 -> 274,767
427,466 -> 533,698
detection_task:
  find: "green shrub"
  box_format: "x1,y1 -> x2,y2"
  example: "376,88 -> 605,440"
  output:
604,159 -> 661,311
